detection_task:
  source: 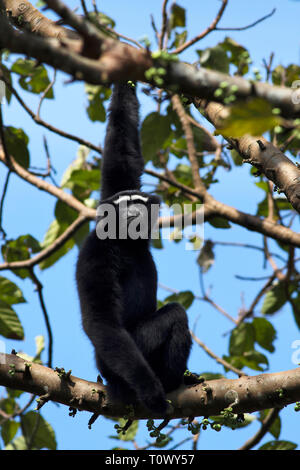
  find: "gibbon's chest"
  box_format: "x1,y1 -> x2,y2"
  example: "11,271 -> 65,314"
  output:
119,247 -> 157,326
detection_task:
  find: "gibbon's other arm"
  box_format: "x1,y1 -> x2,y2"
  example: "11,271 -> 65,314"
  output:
100,83 -> 144,200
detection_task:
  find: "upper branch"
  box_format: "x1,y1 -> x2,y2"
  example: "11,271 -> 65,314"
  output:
0,6 -> 299,119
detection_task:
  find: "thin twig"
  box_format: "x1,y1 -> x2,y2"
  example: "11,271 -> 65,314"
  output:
0,215 -> 88,271
239,408 -> 281,450
172,0 -> 228,54
159,0 -> 170,50
80,0 -> 89,17
216,8 -> 276,32
0,74 -> 102,154
190,331 -> 247,377
36,69 -> 57,119
0,104 -> 12,238
171,95 -> 205,193
29,268 -> 53,368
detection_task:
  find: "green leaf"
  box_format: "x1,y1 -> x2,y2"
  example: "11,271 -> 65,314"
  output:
5,435 -> 28,450
261,282 -> 287,315
39,219 -> 75,270
170,4 -> 186,29
0,299 -> 24,339
54,200 -> 77,225
290,294 -> 300,329
34,335 -> 45,362
141,112 -> 172,162
223,351 -> 268,372
21,411 -> 57,450
259,440 -> 297,450
197,46 -> 230,73
11,59 -> 54,97
73,220 -> 90,249
116,419 -> 139,442
0,276 -> 26,305
208,217 -> 231,229
259,410 -> 281,439
1,420 -> 20,446
1,235 -> 41,279
91,11 -> 116,28
0,397 -> 17,415
220,37 -> 250,75
170,30 -> 187,49
230,149 -> 243,166
240,350 -> 269,371
272,64 -> 300,87
60,146 -> 90,188
252,317 -> 276,352
229,323 -> 255,356
164,290 -> 195,310
219,98 -> 281,138
63,168 -> 100,192
4,126 -> 30,168
173,164 -> 193,186
85,84 -> 111,122
199,372 -> 224,381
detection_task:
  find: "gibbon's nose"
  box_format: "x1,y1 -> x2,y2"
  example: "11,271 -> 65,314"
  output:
127,205 -> 141,219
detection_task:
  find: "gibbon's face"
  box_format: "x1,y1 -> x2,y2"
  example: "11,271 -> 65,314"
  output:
96,191 -> 161,241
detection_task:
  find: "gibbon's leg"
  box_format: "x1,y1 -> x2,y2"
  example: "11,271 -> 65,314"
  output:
90,323 -> 167,413
76,234 -> 167,414
101,82 -> 144,200
132,303 -> 192,393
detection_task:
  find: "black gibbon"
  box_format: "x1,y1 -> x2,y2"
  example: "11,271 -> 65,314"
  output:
76,83 -> 192,414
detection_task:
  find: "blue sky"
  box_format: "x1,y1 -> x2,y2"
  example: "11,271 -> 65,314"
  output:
1,0 -> 300,450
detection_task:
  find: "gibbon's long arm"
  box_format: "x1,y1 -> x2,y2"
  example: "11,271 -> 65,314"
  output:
100,83 -> 144,200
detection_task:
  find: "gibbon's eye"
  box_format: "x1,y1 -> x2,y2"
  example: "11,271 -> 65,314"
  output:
131,195 -> 149,203
113,195 -> 131,205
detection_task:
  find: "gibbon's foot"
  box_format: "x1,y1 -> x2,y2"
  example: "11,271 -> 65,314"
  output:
183,371 -> 205,386
141,384 -> 168,415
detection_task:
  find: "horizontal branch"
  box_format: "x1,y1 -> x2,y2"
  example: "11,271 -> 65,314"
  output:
0,214 -> 88,271
1,353 -> 300,420
0,146 -> 95,218
0,6 -> 299,119
2,145 -> 300,253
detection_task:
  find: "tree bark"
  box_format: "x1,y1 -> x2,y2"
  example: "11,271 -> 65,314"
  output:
1,353 -> 300,420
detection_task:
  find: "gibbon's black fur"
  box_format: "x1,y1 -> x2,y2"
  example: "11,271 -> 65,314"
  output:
76,83 -> 192,414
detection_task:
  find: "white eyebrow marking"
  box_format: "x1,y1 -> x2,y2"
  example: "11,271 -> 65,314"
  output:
131,195 -> 149,203
113,195 -> 131,205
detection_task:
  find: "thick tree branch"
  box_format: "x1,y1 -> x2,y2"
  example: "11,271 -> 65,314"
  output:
1,353 -> 300,420
0,4 -> 300,118
195,99 -> 300,214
